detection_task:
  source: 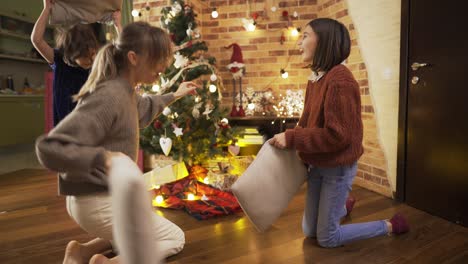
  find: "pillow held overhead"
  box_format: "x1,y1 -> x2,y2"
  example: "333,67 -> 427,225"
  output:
49,0 -> 122,25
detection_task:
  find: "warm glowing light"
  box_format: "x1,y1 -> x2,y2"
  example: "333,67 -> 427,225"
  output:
155,195 -> 164,204
187,193 -> 195,200
211,9 -> 219,18
291,28 -> 299,37
209,84 -> 217,93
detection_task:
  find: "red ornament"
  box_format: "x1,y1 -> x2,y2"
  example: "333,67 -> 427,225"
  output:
170,34 -> 176,42
153,120 -> 162,129
282,10 -> 289,17
252,12 -> 259,20
187,40 -> 193,48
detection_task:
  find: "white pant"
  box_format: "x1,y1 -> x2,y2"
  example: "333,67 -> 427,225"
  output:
66,193 -> 185,259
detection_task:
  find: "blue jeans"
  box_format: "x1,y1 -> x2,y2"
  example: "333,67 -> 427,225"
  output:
302,162 -> 388,248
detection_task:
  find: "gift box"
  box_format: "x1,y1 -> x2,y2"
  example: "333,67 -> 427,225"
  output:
142,156 -> 189,189
204,170 -> 239,191
202,155 -> 255,176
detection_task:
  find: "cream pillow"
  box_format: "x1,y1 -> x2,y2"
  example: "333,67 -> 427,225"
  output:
50,0 -> 121,25
231,142 -> 307,232
108,154 -> 163,264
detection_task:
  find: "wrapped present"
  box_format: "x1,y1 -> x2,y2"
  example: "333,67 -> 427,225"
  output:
142,158 -> 189,189
202,155 -> 255,176
204,170 -> 239,191
229,155 -> 255,175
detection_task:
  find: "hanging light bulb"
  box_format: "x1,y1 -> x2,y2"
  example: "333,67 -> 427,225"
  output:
211,8 -> 219,18
210,73 -> 217,81
131,9 -> 139,17
209,84 -> 217,93
280,69 -> 289,79
247,21 -> 256,31
291,27 -> 300,37
248,103 -> 255,110
152,84 -> 160,92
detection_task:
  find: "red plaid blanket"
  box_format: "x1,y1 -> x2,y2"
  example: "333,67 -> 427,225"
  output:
151,167 -> 241,220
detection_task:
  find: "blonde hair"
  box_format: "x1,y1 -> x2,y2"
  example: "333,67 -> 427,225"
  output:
74,22 -> 173,101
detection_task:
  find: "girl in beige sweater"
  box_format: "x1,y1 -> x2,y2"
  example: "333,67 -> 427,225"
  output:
36,22 -> 198,264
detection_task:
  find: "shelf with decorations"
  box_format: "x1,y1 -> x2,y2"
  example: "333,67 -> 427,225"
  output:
0,53 -> 47,64
0,11 -> 54,65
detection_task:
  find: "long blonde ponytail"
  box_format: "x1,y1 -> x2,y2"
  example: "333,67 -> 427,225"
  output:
74,43 -> 119,101
73,22 -> 173,101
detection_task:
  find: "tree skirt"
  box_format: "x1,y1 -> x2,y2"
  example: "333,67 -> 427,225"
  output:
151,166 -> 241,220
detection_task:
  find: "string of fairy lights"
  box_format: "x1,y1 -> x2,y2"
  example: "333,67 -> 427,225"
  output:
131,1 -> 306,119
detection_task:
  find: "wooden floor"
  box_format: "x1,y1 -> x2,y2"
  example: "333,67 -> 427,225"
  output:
0,169 -> 467,264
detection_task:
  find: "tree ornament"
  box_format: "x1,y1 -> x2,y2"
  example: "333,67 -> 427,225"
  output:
184,4 -> 192,15
193,28 -> 201,39
171,1 -> 182,16
173,52 -> 189,69
153,120 -> 162,129
173,124 -> 184,137
162,107 -> 172,116
186,23 -> 193,38
228,140 -> 240,156
210,73 -> 217,81
203,106 -> 213,120
192,102 -> 202,119
159,136 -> 172,156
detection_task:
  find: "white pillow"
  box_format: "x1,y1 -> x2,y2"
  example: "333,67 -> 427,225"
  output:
50,0 -> 121,25
231,142 -> 307,232
108,154 -> 163,264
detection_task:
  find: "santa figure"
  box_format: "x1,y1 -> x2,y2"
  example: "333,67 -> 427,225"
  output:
225,43 -> 246,117
225,43 -> 245,79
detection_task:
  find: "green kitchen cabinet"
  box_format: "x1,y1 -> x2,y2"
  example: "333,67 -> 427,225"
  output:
0,95 -> 44,146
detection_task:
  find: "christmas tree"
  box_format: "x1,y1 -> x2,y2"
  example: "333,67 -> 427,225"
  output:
139,0 -> 238,165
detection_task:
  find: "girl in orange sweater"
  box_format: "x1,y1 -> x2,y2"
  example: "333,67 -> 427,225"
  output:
270,18 -> 409,248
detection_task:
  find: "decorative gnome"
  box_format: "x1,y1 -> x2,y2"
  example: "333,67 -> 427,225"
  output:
225,43 -> 246,117
225,43 -> 245,79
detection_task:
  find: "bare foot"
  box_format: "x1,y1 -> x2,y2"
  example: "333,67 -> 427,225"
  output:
63,240 -> 86,264
90,254 -> 120,264
89,254 -> 108,264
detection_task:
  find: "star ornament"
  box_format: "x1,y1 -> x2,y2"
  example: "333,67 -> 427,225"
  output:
173,126 -> 184,137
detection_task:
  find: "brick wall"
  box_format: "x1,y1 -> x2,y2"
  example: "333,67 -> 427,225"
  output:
134,0 -> 393,197
318,0 -> 392,197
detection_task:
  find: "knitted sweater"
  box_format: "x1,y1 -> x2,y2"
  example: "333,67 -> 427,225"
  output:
36,78 -> 175,195
285,64 -> 364,167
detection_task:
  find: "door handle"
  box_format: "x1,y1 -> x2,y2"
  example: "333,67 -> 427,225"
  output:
411,62 -> 429,71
